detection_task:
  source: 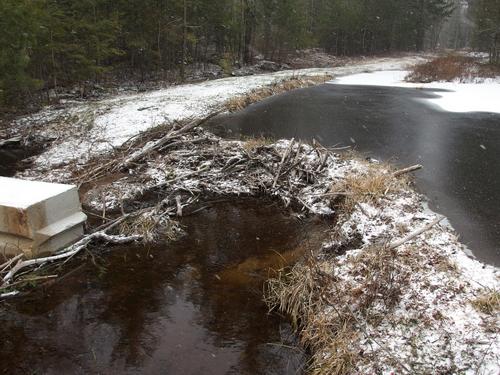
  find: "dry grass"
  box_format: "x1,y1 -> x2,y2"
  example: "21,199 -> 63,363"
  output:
266,261 -> 360,375
331,165 -> 409,212
472,289 -> 500,315
306,317 -> 359,375
265,243 -> 411,374
226,75 -> 332,112
350,246 -> 404,314
406,54 -> 499,83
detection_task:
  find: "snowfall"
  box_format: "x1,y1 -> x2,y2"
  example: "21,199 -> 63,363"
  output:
8,54 -> 500,373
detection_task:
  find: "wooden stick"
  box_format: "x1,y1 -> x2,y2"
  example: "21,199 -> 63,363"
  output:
0,275 -> 58,291
273,138 -> 295,188
0,291 -> 19,299
153,165 -> 210,189
389,217 -> 444,249
114,111 -> 222,171
393,164 -> 423,177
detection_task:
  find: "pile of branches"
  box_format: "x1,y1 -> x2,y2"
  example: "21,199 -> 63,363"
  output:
79,131 -> 347,217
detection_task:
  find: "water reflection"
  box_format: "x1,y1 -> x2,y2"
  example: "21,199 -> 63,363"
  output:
1,199 -> 325,374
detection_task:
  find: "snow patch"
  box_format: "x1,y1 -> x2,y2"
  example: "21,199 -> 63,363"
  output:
330,70 -> 500,114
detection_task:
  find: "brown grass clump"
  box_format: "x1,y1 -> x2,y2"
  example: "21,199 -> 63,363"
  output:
331,166 -> 409,212
306,318 -> 359,375
405,54 -> 499,83
472,289 -> 500,315
266,262 -> 360,375
406,55 -> 476,82
119,213 -> 184,243
265,244 -> 410,374
226,75 -> 332,112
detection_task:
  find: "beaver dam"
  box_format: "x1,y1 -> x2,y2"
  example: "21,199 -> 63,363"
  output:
1,112 -> 499,373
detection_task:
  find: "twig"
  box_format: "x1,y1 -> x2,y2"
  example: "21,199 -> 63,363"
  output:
175,195 -> 183,217
153,165 -> 210,189
114,111 -> 222,171
393,164 -> 423,177
0,275 -> 58,291
296,197 -> 315,213
356,203 -> 372,218
0,254 -> 24,273
0,291 -> 19,299
2,233 -> 141,286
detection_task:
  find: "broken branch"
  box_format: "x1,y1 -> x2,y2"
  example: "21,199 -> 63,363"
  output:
389,217 -> 444,249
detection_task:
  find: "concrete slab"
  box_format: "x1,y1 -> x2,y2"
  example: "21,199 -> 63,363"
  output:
0,177 -> 87,258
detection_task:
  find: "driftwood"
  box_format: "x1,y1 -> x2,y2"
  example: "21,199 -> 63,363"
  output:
0,254 -> 24,273
393,164 -> 423,177
389,216 -> 444,249
1,216 -> 142,289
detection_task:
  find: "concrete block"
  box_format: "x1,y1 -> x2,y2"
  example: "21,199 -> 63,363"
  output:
0,177 -> 87,258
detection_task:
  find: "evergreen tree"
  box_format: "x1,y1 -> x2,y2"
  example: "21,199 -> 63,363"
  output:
472,0 -> 500,63
0,0 -> 44,106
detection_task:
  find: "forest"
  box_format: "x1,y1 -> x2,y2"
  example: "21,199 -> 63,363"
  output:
0,0 -> 499,109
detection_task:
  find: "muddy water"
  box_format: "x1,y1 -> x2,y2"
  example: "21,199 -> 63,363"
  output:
0,199 -> 326,374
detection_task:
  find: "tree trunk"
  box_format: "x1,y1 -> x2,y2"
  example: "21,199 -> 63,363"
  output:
180,0 -> 187,82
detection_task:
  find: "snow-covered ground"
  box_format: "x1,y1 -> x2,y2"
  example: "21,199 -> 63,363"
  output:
14,55 -> 426,172
330,70 -> 500,114
325,178 -> 500,373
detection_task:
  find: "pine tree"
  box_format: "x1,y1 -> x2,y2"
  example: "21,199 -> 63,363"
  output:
0,0 -> 44,107
472,0 -> 500,63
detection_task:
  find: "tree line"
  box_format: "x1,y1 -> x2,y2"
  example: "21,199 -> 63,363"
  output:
0,0 -> 497,109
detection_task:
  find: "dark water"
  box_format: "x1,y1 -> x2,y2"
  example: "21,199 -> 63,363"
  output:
0,145 -> 39,177
0,199 -> 326,374
207,84 -> 500,265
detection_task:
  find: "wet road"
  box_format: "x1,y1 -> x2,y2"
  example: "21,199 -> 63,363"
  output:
0,199 -> 327,374
208,84 -> 500,266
